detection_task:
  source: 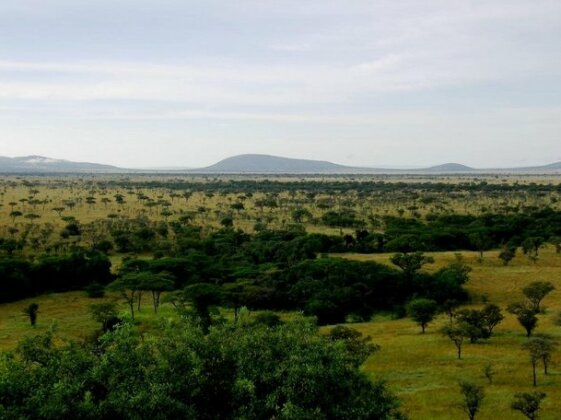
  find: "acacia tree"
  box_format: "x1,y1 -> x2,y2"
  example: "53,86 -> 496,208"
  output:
391,252 -> 434,279
108,273 -> 144,320
511,392 -> 546,420
522,281 -> 555,313
508,303 -> 538,337
141,272 -> 175,313
480,304 -> 504,337
459,381 -> 484,420
441,321 -> 471,359
521,336 -> 554,387
407,298 -> 438,333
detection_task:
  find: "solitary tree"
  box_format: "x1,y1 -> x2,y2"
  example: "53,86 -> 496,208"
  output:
23,303 -> 39,327
407,298 -> 438,333
511,392 -> 546,420
508,303 -> 538,337
458,381 -> 484,420
482,363 -> 495,384
522,281 -> 555,313
441,321 -> 471,359
498,246 -> 516,266
469,232 -> 492,261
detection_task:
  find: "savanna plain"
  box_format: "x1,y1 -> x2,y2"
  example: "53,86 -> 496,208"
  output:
1,173 -> 561,419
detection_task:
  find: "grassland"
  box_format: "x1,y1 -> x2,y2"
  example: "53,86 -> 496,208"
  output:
343,248 -> 561,419
2,174 -> 561,418
1,247 -> 560,418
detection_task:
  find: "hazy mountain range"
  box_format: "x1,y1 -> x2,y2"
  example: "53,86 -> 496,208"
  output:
1,154 -> 560,174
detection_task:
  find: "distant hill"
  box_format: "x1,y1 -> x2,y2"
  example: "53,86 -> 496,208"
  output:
2,153 -> 561,174
528,161 -> 561,171
194,154 -> 355,173
420,163 -> 476,173
0,156 -> 120,173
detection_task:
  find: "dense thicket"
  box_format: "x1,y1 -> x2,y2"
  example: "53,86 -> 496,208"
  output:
0,251 -> 112,303
0,320 -> 405,420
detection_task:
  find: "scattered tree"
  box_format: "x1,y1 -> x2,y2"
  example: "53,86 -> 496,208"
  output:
508,303 -> 538,337
407,298 -> 438,333
23,303 -> 39,327
458,381 -> 484,420
441,321 -> 471,359
498,246 -> 516,266
522,281 -> 555,313
482,363 -> 494,384
511,392 -> 546,420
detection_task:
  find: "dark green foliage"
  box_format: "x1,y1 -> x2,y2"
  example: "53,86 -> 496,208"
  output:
252,311 -> 283,327
23,303 -> 39,327
522,336 -> 556,386
84,282 -> 105,298
459,381 -> 484,420
441,321 -> 472,359
508,303 -> 539,337
0,251 -> 112,303
390,252 -> 434,279
0,320 -> 404,420
511,392 -> 546,419
321,210 -> 359,227
455,304 -> 504,343
328,325 -> 381,368
182,283 -> 224,333
498,245 -> 517,266
522,281 -> 555,312
407,298 -> 438,333
89,302 -> 121,332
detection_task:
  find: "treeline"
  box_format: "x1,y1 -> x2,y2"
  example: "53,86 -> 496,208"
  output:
0,251 -> 112,303
114,226 -> 470,324
99,178 -> 561,195
382,209 -> 561,252
102,208 -> 561,256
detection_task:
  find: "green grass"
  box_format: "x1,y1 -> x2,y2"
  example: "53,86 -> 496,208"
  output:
337,247 -> 561,419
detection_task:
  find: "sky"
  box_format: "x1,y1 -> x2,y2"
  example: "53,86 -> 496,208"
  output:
1,0 -> 561,169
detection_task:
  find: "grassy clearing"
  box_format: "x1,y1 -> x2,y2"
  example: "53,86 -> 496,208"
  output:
339,247 -> 561,419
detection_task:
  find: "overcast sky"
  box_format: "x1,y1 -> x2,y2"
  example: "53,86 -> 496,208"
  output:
1,1 -> 561,168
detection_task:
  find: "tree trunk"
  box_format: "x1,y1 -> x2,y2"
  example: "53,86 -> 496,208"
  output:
128,294 -> 135,320
532,361 -> 537,386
